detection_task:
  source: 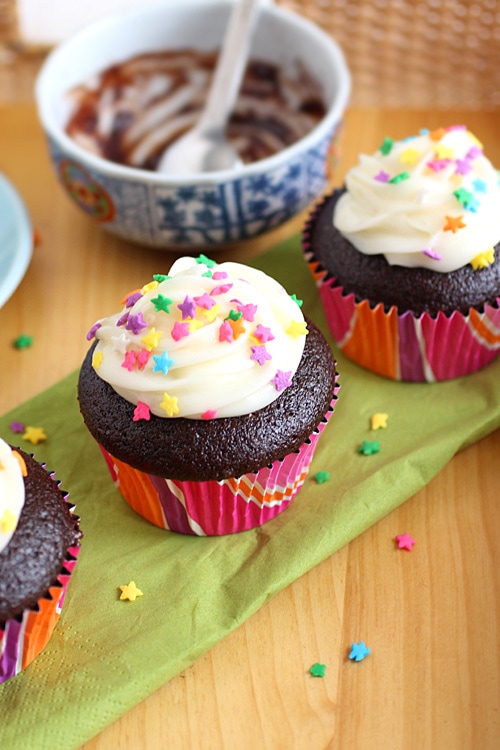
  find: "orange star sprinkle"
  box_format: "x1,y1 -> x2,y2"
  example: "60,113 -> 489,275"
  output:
429,127 -> 446,141
443,215 -> 466,233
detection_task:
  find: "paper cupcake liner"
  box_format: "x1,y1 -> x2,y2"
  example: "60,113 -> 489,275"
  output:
303,222 -> 500,382
98,392 -> 338,536
0,472 -> 81,683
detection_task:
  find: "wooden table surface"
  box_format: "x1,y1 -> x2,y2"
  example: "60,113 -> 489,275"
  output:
1,55 -> 499,749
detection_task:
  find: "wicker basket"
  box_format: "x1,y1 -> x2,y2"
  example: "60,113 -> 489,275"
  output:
2,0 -> 500,107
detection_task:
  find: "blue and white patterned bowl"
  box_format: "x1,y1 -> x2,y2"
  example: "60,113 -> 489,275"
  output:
35,0 -> 350,250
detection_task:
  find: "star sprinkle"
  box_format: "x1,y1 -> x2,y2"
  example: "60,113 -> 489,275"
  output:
153,273 -> 169,283
272,369 -> 292,391
422,248 -> 442,260
443,215 -> 466,233
212,271 -> 228,280
370,413 -> 388,430
136,348 -> 150,369
357,440 -> 380,456
119,581 -> 143,601
400,146 -> 420,165
379,137 -> 394,155
201,409 -> 217,420
23,426 -> 47,445
374,170 -> 390,183
211,283 -> 233,295
195,253 -> 216,267
126,312 -> 148,335
395,533 -> 416,551
142,280 -> 159,294
434,144 -> 454,160
152,350 -> 174,375
13,334 -> 33,349
252,324 -> 275,343
290,293 -> 303,307
228,317 -> 245,339
470,248 -> 495,269
286,320 -> 308,338
86,322 -> 101,341
429,127 -> 446,141
194,292 -> 216,310
313,471 -> 330,484
388,171 -> 410,184
92,350 -> 103,370
309,663 -> 326,677
160,392 -> 179,417
250,345 -> 272,366
202,303 -> 220,323
121,288 -> 141,305
133,402 -> 151,422
427,159 -> 448,172
122,350 -> 137,371
111,332 -> 131,354
141,327 -> 163,350
125,291 -> 143,308
151,293 -> 173,313
349,641 -> 370,662
219,320 -> 234,343
178,295 -> 196,320
9,421 -> 24,434
0,509 -> 17,534
472,178 -> 487,193
455,158 -> 473,176
237,302 -> 257,322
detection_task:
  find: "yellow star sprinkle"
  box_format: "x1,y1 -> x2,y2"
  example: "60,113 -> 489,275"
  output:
286,320 -> 308,339
119,581 -> 143,602
0,509 -> 18,534
160,392 -> 179,417
92,350 -> 103,370
470,248 -> 495,269
400,147 -> 419,165
371,413 -> 389,430
434,144 -> 454,160
141,327 -> 163,351
23,426 -> 47,445
202,303 -> 220,323
142,280 -> 159,294
188,319 -> 204,333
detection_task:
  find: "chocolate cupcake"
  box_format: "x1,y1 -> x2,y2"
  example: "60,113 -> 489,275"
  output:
79,255 -> 338,535
0,440 -> 82,683
303,125 -> 500,381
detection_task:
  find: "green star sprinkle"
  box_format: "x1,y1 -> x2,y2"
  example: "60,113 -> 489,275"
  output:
309,663 -> 326,677
388,171 -> 410,184
313,471 -> 330,484
357,440 -> 381,456
379,137 -> 394,155
151,294 -> 173,313
196,254 -> 216,267
201,270 -> 213,278
290,293 -> 303,308
453,187 -> 473,206
13,334 -> 33,349
153,273 -> 169,283
226,309 -> 242,321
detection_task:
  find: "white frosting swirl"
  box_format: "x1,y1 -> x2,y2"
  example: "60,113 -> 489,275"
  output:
333,126 -> 500,273
0,438 -> 26,554
90,256 -> 308,419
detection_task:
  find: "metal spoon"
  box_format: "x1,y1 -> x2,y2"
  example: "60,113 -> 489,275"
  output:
157,0 -> 261,175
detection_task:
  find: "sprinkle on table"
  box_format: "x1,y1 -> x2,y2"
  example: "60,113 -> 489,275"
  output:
349,642 -> 371,662
357,440 -> 380,456
309,663 -> 326,677
119,581 -> 143,602
9,421 -> 25,434
395,533 -> 416,551
370,413 -> 388,430
22,426 -> 47,445
13,334 -> 33,349
313,471 -> 330,484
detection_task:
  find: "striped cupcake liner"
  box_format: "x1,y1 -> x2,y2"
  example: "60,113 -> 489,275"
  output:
0,470 -> 81,684
303,205 -> 500,382
98,389 -> 339,536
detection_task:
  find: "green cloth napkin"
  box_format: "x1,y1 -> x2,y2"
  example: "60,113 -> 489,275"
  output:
1,235 -> 499,750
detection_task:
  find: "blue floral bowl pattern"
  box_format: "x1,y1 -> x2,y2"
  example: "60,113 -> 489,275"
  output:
48,124 -> 338,249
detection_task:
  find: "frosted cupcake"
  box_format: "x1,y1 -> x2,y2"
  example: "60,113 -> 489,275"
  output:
0,439 -> 82,683
303,125 -> 500,381
78,255 -> 338,536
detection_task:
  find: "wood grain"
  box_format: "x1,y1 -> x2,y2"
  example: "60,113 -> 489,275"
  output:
1,65 -> 499,749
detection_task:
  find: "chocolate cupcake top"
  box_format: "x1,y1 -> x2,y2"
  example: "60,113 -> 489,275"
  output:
334,126 -> 500,273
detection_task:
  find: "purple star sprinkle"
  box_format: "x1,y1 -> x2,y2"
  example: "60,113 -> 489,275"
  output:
86,321 -> 101,341
466,146 -> 482,160
125,291 -> 143,308
422,248 -> 442,260
455,158 -> 473,176
272,370 -> 292,391
253,324 -> 275,343
374,170 -> 390,183
250,345 -> 272,366
9,420 -> 25,434
126,312 -> 148,335
178,295 -> 196,320
116,311 -> 130,327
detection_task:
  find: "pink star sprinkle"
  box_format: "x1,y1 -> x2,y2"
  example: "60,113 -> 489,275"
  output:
122,350 -> 137,371
171,321 -> 190,341
9,420 -> 25,434
133,401 -> 151,422
212,271 -> 228,280
395,533 -> 416,551
201,409 -> 217,420
374,170 -> 390,183
422,248 -> 442,260
219,320 -> 233,342
136,348 -> 150,369
237,302 -> 258,322
455,158 -> 473,175
272,370 -> 292,391
427,159 -> 449,172
250,345 -> 272,366
211,283 -> 233,295
253,324 -> 275,343
193,292 -> 216,310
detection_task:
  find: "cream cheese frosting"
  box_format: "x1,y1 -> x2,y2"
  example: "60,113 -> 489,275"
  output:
0,438 -> 26,554
333,125 -> 500,273
88,255 -> 308,419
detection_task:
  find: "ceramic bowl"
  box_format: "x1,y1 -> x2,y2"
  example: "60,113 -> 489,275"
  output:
35,0 -> 350,250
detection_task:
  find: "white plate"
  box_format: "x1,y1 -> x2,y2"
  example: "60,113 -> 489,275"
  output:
0,174 -> 33,309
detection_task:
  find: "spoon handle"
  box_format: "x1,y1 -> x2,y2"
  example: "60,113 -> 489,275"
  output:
198,0 -> 261,132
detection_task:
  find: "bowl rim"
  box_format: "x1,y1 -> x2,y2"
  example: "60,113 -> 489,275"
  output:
35,0 -> 351,185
